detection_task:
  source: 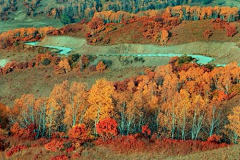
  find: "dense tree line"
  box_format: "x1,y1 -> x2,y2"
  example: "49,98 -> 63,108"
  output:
1,59 -> 240,144
0,0 -> 41,19
0,0 -> 239,24
45,0 -> 212,20
0,0 -> 223,23
0,0 -> 17,20
0,26 -> 58,49
43,1 -> 239,23
93,5 -> 239,23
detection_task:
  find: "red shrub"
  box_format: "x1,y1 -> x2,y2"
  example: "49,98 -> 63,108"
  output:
23,124 -> 37,139
66,146 -> 75,153
51,56 -> 60,65
6,145 -> 27,157
148,71 -> 155,79
30,138 -> 49,148
203,29 -> 213,39
89,65 -> 97,72
71,153 -> 80,159
90,37 -> 103,44
51,132 -> 65,139
207,134 -> 221,143
95,134 -> 228,155
51,155 -> 69,160
1,62 -> 17,75
10,123 -> 37,139
155,138 -> 228,155
51,30 -> 60,35
96,117 -> 118,139
142,17 -> 180,41
169,56 -> 178,65
95,133 -> 148,152
88,18 -> 104,31
142,124 -> 151,136
85,32 -> 92,38
212,18 -> 228,30
27,61 -> 35,68
68,124 -> 88,140
226,24 -> 238,37
114,79 -> 130,91
44,139 -> 64,152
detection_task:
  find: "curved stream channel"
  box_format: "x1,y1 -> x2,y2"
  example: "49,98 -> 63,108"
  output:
0,42 -> 226,68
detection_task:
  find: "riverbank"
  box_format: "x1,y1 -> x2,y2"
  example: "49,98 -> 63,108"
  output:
38,36 -> 240,65
26,41 -> 215,65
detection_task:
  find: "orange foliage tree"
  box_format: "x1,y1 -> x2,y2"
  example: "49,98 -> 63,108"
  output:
96,61 -> 107,72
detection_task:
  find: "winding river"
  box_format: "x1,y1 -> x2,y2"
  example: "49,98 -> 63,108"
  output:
0,42 -> 226,68
0,59 -> 8,68
25,42 -> 72,55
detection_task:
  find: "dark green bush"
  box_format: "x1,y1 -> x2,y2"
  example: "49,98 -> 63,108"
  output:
87,55 -> 97,62
60,13 -> 73,24
41,58 -> 51,66
178,55 -> 195,64
102,60 -> 112,68
204,64 -> 216,70
202,0 -> 212,4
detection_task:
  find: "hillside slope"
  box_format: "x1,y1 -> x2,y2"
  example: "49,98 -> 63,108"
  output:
1,0 -> 240,33
0,144 -> 239,160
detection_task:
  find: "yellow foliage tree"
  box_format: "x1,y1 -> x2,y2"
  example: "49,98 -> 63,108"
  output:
46,97 -> 61,138
55,59 -> 71,74
153,30 -> 169,45
34,97 -> 47,137
11,94 -> 35,127
47,81 -> 70,134
175,89 -> 191,139
84,79 -> 114,134
190,95 -> 207,140
226,106 -> 240,144
63,82 -> 89,130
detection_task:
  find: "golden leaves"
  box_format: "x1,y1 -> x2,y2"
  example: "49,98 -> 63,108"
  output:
226,106 -> 240,142
84,79 -> 114,121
